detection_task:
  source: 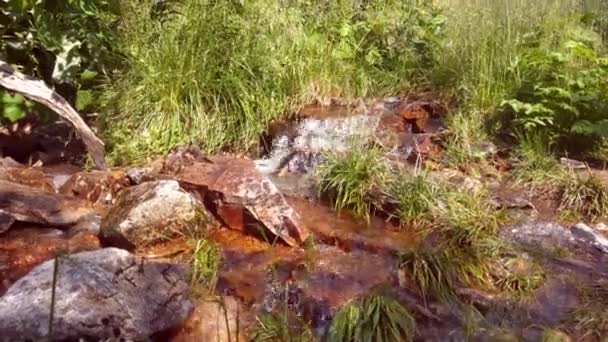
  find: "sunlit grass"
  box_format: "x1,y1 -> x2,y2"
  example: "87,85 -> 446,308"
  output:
325,293 -> 416,342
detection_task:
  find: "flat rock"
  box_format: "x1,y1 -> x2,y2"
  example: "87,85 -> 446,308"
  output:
0,180 -> 94,232
0,248 -> 192,341
100,180 -> 203,250
166,155 -> 309,246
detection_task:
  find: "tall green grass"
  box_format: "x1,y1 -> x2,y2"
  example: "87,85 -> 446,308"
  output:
102,0 -> 443,163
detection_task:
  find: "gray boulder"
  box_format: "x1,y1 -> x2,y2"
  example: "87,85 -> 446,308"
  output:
100,180 -> 203,249
0,248 -> 192,341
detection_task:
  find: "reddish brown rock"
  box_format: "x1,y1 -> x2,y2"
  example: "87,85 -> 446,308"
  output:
166,296 -> 249,342
0,180 -> 94,232
0,166 -> 55,192
165,154 -> 309,247
59,169 -> 130,205
0,226 -> 100,295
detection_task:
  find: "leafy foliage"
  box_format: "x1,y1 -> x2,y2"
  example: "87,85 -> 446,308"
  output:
325,293 -> 416,342
0,0 -> 120,121
502,38 -> 608,152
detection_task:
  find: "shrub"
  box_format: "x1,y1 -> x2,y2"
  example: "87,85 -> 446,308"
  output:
0,0 -> 120,121
502,38 -> 608,154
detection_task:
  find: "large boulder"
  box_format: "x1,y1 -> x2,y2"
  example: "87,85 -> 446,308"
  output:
0,248 -> 192,341
0,180 -> 94,233
165,153 -> 309,247
100,180 -> 204,249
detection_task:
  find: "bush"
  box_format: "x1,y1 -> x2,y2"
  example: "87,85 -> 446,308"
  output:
502,38 -> 608,153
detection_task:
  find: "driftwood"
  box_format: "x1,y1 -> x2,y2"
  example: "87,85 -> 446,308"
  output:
0,61 -> 106,169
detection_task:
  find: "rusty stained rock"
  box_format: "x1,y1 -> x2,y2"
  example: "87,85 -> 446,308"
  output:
59,169 -> 130,205
166,296 -> 248,342
0,180 -> 94,233
0,165 -> 55,192
166,155 -> 309,247
0,226 -> 99,295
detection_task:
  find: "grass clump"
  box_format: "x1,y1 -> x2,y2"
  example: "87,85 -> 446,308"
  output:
389,172 -> 444,226
316,147 -> 389,219
399,249 -> 455,304
190,239 -> 220,295
492,256 -> 546,299
558,172 -> 608,222
250,313 -> 313,342
442,111 -> 493,171
513,131 -> 566,186
325,293 -> 416,342
567,280 -> 608,340
399,185 -> 507,303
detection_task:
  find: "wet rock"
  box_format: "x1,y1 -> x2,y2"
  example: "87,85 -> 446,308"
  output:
168,156 -> 309,246
0,226 -> 99,295
0,180 -> 94,231
571,222 -> 608,254
489,196 -> 535,210
500,220 -> 575,252
287,197 -> 413,255
168,296 -> 247,342
100,180 -> 203,250
0,248 -> 192,341
59,169 -> 130,205
262,245 -> 395,332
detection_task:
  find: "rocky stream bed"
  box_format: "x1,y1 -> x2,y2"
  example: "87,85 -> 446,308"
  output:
1,97 -> 608,341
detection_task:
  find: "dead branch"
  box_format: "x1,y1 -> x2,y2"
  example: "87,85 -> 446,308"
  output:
0,61 -> 106,169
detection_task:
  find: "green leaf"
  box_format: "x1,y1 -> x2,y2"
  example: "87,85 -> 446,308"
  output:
75,90 -> 94,111
3,104 -> 25,122
80,69 -> 98,81
1,93 -> 25,105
